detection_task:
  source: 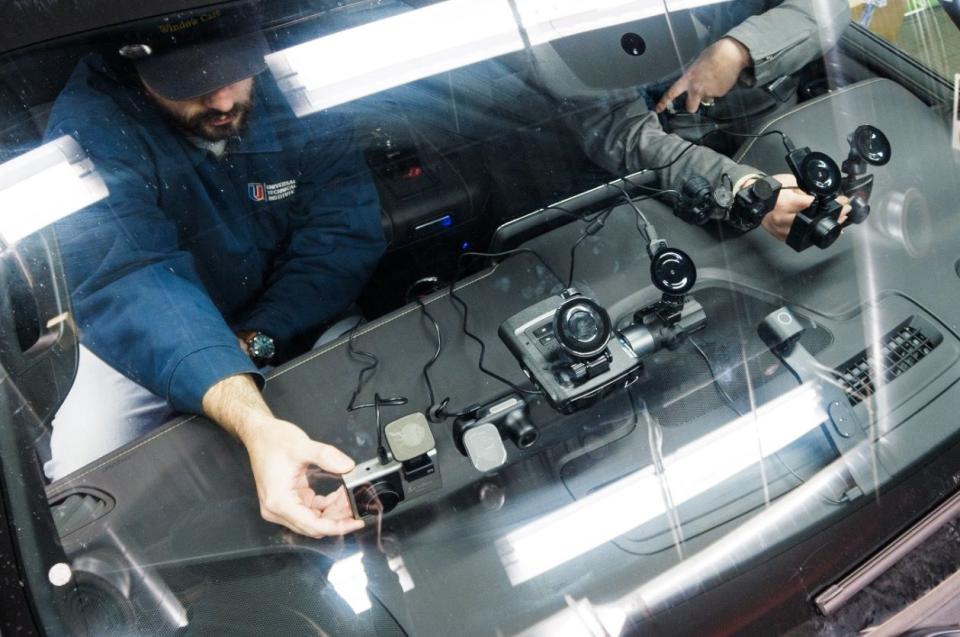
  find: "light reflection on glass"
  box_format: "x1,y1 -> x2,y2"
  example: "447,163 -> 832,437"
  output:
328,552 -> 371,614
267,0 -> 730,116
496,382 -> 826,585
0,136 -> 108,245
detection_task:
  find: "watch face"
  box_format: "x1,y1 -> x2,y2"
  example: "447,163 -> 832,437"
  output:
248,333 -> 275,362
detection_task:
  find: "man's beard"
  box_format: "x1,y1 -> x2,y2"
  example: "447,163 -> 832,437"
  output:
177,100 -> 253,141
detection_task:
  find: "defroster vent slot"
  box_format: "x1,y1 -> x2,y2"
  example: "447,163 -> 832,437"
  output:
837,316 -> 942,405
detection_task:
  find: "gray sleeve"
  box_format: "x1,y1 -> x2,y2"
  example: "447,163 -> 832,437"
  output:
559,92 -> 761,191
726,0 -> 851,86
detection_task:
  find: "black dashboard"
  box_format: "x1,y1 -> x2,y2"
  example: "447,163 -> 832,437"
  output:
38,77 -> 960,635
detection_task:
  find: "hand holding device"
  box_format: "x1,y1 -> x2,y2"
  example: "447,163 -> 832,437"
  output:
781,125 -> 890,251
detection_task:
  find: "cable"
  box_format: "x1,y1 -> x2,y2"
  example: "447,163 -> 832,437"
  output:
346,318 -> 381,412
610,182 -> 661,245
566,207 -> 615,287
447,249 -> 561,398
687,336 -> 845,506
413,295 -> 443,408
345,319 -> 408,462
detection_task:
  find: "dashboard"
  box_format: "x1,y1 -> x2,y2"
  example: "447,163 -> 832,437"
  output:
37,76 -> 960,635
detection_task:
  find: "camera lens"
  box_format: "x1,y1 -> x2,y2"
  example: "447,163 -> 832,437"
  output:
554,297 -> 611,358
567,308 -> 600,341
354,481 -> 402,516
799,152 -> 841,197
650,247 -> 696,294
812,216 -> 842,249
852,125 -> 891,166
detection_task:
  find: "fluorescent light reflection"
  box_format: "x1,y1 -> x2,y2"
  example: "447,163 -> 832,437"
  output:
496,382 -> 826,586
268,0 -> 730,115
328,552 -> 371,614
0,136 -> 108,244
327,551 -> 415,615
266,0 -> 522,116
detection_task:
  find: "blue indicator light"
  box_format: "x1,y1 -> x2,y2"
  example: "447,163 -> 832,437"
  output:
439,215 -> 453,228
461,241 -> 471,251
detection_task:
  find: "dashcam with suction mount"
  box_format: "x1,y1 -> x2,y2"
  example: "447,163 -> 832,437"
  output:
783,124 -> 891,251
499,234 -> 706,414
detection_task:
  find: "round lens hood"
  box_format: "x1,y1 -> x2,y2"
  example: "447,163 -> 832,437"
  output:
355,481 -> 402,516
799,152 -> 841,197
650,247 -> 697,294
852,125 -> 891,166
553,296 -> 611,359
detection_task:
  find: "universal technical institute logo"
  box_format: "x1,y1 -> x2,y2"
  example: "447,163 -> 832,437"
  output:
248,180 -> 297,202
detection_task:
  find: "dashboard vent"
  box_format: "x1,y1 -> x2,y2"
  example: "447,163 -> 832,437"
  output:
837,317 -> 941,406
50,490 -> 114,537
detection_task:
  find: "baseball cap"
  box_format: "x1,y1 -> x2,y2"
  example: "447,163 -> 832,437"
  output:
117,6 -> 269,101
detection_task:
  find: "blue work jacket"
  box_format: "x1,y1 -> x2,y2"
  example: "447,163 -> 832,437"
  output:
46,55 -> 385,414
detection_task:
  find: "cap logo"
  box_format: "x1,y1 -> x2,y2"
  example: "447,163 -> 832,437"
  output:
157,9 -> 222,35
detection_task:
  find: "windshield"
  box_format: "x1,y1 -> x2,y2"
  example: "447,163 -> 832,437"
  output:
1,0 -> 959,635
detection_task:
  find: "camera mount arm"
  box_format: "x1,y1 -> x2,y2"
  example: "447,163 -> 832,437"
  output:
757,307 -> 884,498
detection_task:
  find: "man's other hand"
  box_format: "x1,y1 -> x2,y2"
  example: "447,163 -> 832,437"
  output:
656,37 -> 752,114
202,374 -> 364,538
760,173 -> 850,242
241,416 -> 364,538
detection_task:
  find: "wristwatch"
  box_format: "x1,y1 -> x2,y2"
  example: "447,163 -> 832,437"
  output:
245,331 -> 276,367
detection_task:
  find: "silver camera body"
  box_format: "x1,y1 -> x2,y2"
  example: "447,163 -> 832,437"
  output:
342,413 -> 442,520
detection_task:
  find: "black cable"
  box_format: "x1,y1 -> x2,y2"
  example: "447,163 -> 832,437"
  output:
687,336 -> 845,506
414,295 -> 443,407
447,249 -> 562,397
566,184 -> 676,286
721,172 -> 733,191
346,318 -> 380,412
610,182 -> 662,246
345,319 -> 408,462
566,207 -> 615,287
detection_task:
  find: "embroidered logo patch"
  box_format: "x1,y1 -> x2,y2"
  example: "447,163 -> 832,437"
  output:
247,180 -> 297,202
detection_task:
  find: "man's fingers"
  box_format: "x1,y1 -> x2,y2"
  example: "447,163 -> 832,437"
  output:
312,486 -> 349,510
685,86 -> 703,114
262,491 -> 364,537
306,441 -> 355,475
839,204 -> 852,225
656,76 -> 689,113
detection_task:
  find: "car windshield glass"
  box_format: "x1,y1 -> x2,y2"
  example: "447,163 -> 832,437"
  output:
1,0 -> 959,635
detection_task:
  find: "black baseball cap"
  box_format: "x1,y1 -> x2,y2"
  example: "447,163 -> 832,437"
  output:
117,6 -> 269,101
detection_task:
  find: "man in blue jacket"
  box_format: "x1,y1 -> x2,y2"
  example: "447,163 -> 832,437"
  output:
45,12 -> 382,538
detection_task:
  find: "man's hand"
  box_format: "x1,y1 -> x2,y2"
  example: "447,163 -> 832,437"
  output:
656,37 -> 752,114
202,374 -> 364,538
241,415 -> 364,537
759,173 -> 850,242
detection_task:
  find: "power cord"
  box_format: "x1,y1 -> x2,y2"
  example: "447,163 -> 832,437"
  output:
447,249 -> 565,399
346,319 -> 408,463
